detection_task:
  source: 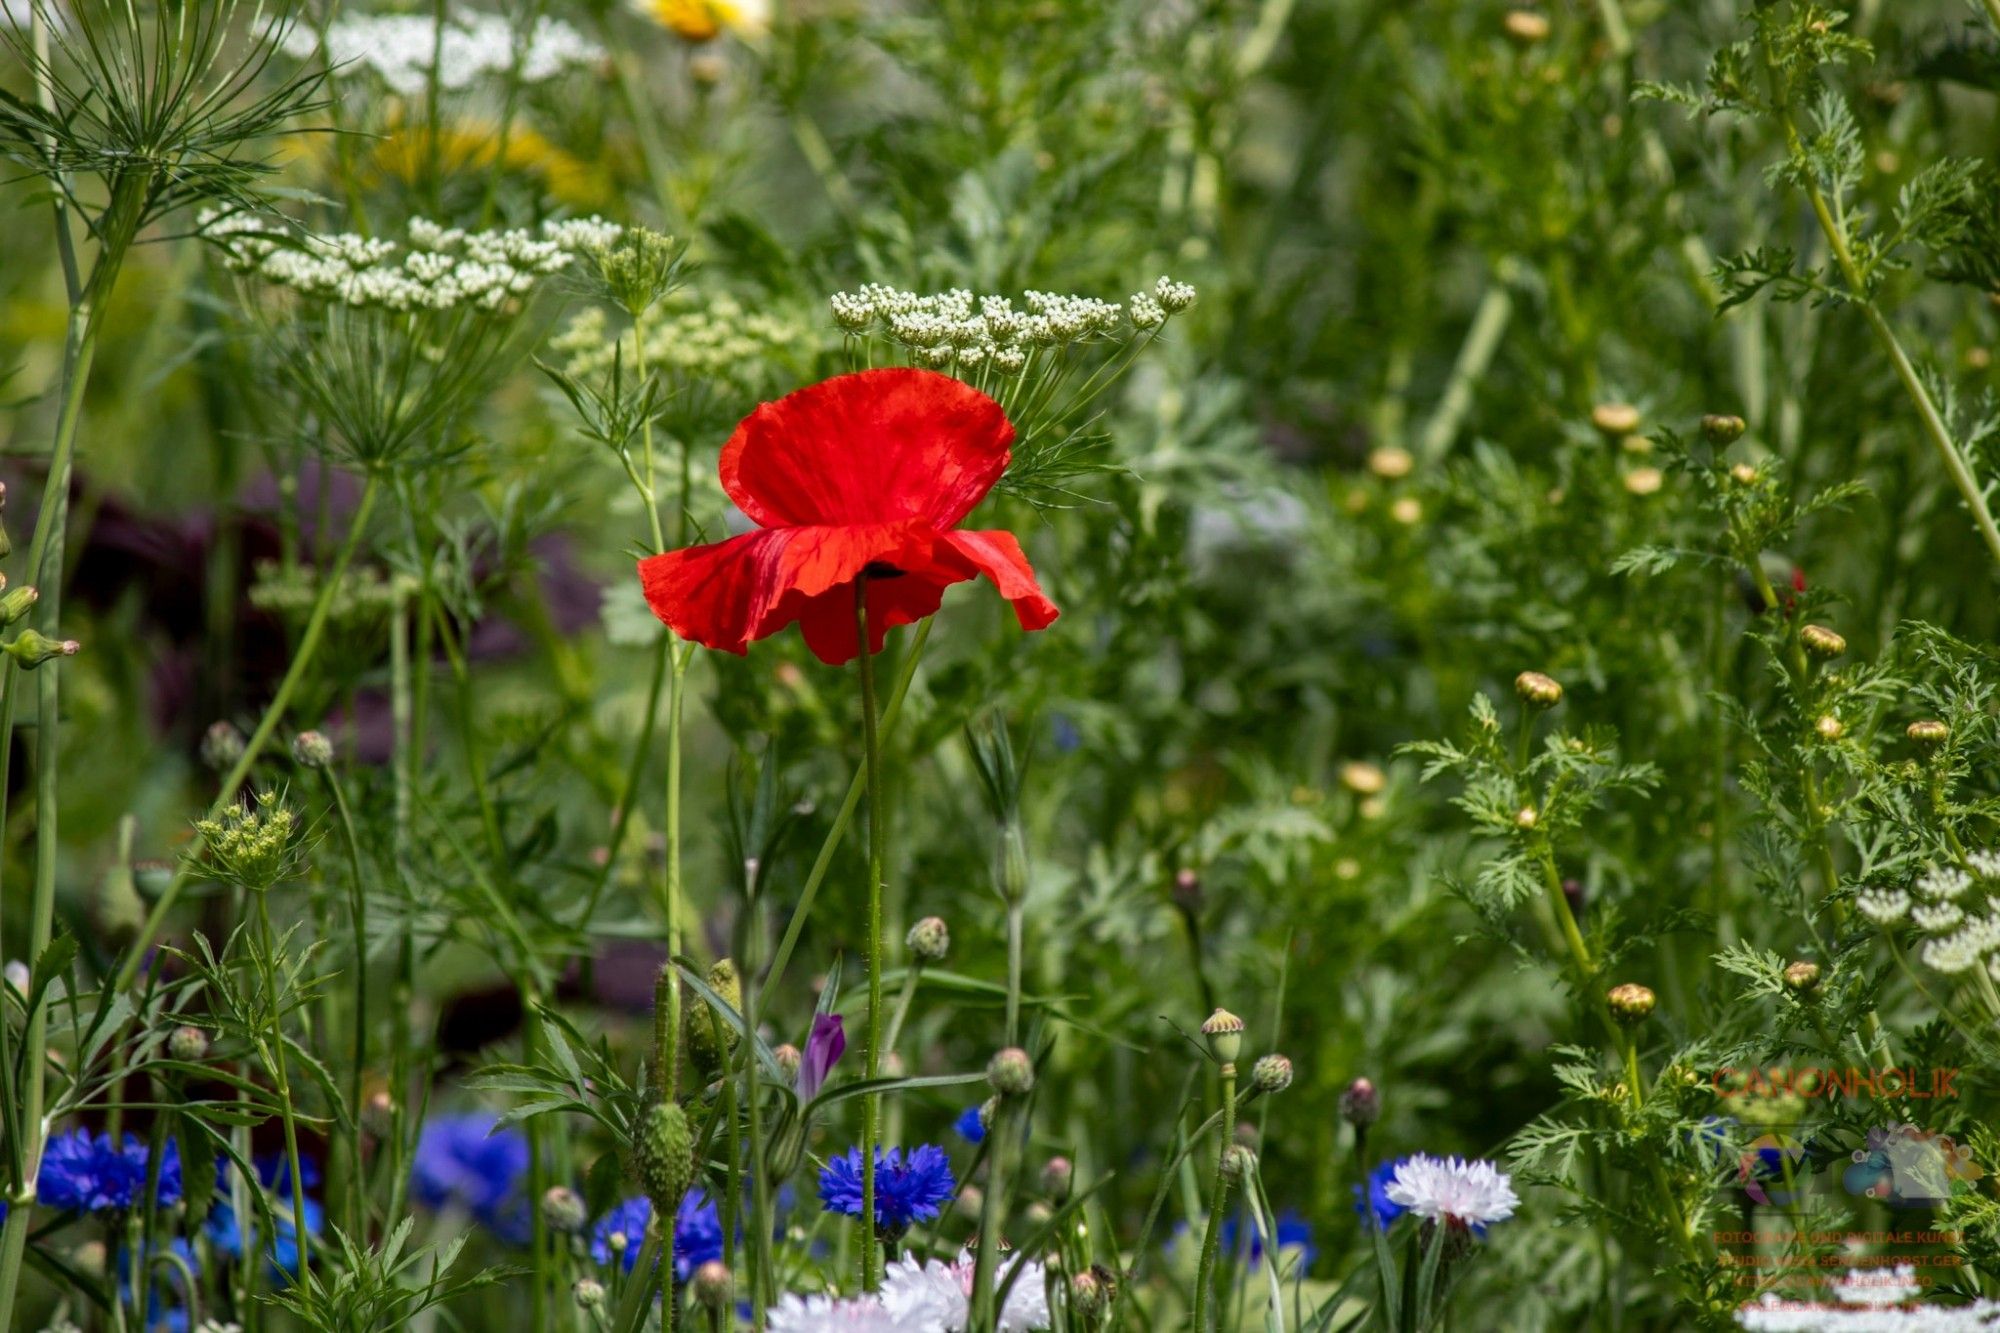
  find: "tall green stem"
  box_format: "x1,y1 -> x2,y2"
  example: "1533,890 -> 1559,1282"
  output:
854,578 -> 885,1292
324,766 -> 370,1239
1190,1063 -> 1238,1332
118,473 -> 385,989
254,893 -> 314,1281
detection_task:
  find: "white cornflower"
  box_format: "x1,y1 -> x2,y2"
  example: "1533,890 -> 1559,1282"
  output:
881,1254 -> 1051,1332
282,12 -> 602,97
1856,888 -> 1910,925
767,1293 -> 924,1333
1384,1154 -> 1519,1230
1917,865 -> 1973,901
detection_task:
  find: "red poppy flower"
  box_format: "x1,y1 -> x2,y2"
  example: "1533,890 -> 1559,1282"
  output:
637,368 -> 1059,665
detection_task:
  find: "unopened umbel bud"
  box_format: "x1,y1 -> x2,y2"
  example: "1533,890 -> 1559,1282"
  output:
1800,625 -> 1846,658
1251,1053 -> 1293,1093
541,1185 -> 587,1234
1515,671 -> 1563,708
1908,720 -> 1950,746
906,916 -> 950,962
1702,414 -> 1748,445
291,730 -> 334,769
5,630 -> 77,670
988,1046 -> 1035,1096
1340,1076 -> 1380,1127
167,1024 -> 210,1062
1784,961 -> 1822,995
1201,1008 -> 1245,1064
1607,983 -> 1656,1024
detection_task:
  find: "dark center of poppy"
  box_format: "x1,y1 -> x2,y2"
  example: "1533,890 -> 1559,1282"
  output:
861,561 -> 906,580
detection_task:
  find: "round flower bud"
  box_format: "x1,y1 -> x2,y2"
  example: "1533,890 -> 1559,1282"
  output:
906,916 -> 950,963
633,1100 -> 694,1215
1591,402 -> 1641,437
1339,760 -> 1387,795
1071,1265 -> 1116,1319
691,1261 -> 732,1311
1815,714 -> 1844,741
1389,496 -> 1423,525
541,1185 -> 587,1234
70,1240 -> 107,1280
1041,1155 -> 1073,1203
1367,447 -> 1414,480
774,1043 -> 802,1082
0,586 -> 36,625
1783,961 -> 1822,995
1908,720 -> 1950,746
573,1278 -> 606,1309
1201,1008 -> 1245,1064
1703,414 -> 1748,445
2,960 -> 26,994
1623,467 -> 1664,496
1607,983 -> 1656,1024
201,721 -> 246,773
1172,867 -> 1204,913
988,1046 -> 1035,1096
1233,1121 -> 1259,1149
1220,1144 -> 1257,1184
1800,625 -> 1846,658
1515,671 -> 1563,708
1514,805 -> 1539,830
1025,1200 -> 1055,1228
1339,1076 -> 1380,1127
291,730 -> 334,769
1729,462 -> 1760,485
684,959 -> 741,1080
167,1024 -> 210,1062
1503,9 -> 1551,45
1251,1053 -> 1293,1094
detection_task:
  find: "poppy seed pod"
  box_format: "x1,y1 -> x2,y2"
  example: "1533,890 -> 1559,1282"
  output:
691,1261 -> 732,1311
1251,1053 -> 1293,1094
1041,1155 -> 1073,1203
1201,1008 -> 1245,1064
906,915 -> 950,962
167,1025 -> 210,1062
291,730 -> 335,769
1340,1077 -> 1380,1127
632,1100 -> 694,1215
0,585 -> 36,625
4,631 -> 79,670
1607,983 -> 1656,1024
988,1046 -> 1035,1096
1783,961 -> 1822,996
1591,402 -> 1641,437
1908,720 -> 1950,746
1515,671 -> 1563,708
1703,414 -> 1748,444
573,1278 -> 606,1310
1800,625 -> 1846,658
541,1185 -> 587,1234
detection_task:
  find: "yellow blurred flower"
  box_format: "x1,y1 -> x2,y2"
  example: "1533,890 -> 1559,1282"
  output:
638,0 -> 771,42
353,119 -> 613,210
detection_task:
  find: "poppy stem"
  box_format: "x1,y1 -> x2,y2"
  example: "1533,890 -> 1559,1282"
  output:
855,575 -> 886,1292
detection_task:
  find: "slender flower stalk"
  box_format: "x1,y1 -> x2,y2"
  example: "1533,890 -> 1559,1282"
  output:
854,576 -> 886,1291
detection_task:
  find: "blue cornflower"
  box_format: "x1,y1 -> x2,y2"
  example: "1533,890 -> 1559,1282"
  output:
818,1145 -> 955,1230
1353,1157 -> 1407,1230
206,1170 -> 324,1284
410,1112 -> 531,1242
588,1191 -> 723,1283
1220,1208 -> 1318,1271
38,1130 -> 182,1212
953,1104 -> 987,1145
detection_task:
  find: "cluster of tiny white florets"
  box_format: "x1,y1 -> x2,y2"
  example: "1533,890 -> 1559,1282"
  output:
279,11 -> 603,97
198,211 -> 622,313
1737,1263 -> 2000,1329
828,276 -> 1194,372
1858,854 -> 2000,980
550,296 -> 814,382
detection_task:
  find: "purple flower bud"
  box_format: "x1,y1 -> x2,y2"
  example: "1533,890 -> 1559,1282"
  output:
798,1013 -> 847,1101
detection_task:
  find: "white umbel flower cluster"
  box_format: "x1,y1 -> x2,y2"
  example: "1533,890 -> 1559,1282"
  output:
828,276 -> 1194,372
1859,853 -> 2000,978
1383,1154 -> 1519,1229
881,1253 -> 1051,1332
1856,887 -> 1909,925
198,211 -> 621,313
280,11 -> 602,96
1736,1264 -> 2000,1330
765,1293 -> 927,1333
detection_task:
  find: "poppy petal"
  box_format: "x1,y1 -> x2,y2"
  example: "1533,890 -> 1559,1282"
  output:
794,569 -> 955,666
939,529 -> 1061,631
720,369 -> 1014,529
637,522 -> 934,656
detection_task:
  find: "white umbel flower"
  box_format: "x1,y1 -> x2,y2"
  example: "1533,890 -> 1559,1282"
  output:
767,1293 -> 926,1333
281,12 -> 601,96
1856,888 -> 1910,925
1736,1264 -> 2000,1330
882,1254 -> 1051,1332
1917,865 -> 1973,901
1384,1154 -> 1519,1229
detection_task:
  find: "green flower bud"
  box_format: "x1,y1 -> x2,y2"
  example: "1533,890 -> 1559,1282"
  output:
632,1100 -> 694,1215
1607,983 -> 1656,1024
1220,1144 -> 1257,1184
1070,1265 -> 1118,1320
691,1261 -> 732,1311
5,630 -> 78,670
1702,414 -> 1748,445
167,1025 -> 210,1062
1251,1053 -> 1293,1094
906,915 -> 950,962
1040,1155 -> 1073,1203
541,1185 -> 587,1234
1590,402 -> 1640,438
988,1046 -> 1035,1096
1908,720 -> 1950,746
201,721 -> 246,773
291,730 -> 334,769
1340,1077 -> 1379,1127
0,585 -> 37,625
684,959 -> 741,1081
1783,961 -> 1822,995
573,1278 -> 606,1309
1515,671 -> 1563,708
1800,625 -> 1846,658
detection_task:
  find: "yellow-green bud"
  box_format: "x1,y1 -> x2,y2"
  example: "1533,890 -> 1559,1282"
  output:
632,1100 -> 694,1215
684,959 -> 741,1080
1702,414 -> 1747,445
1220,1144 -> 1257,1184
5,630 -> 78,670
1503,9 -> 1550,45
1816,714 -> 1844,741
1783,961 -> 1822,995
1515,671 -> 1563,708
1800,625 -> 1846,658
1201,1008 -> 1245,1064
573,1278 -> 606,1309
1607,983 -> 1656,1024
1591,402 -> 1641,437
1908,720 -> 1950,746
0,585 -> 36,625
